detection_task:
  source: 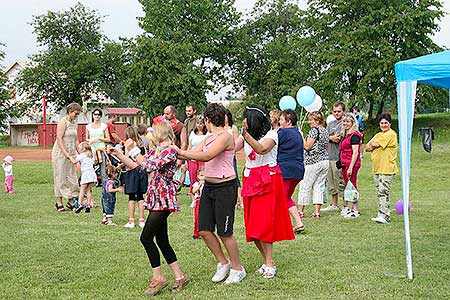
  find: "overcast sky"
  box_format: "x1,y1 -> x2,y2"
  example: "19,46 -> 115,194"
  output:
1,0 -> 449,69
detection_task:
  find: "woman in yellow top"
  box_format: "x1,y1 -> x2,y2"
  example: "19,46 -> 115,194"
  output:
365,112 -> 399,224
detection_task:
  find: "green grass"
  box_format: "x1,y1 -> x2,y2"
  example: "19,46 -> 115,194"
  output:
1,123 -> 450,299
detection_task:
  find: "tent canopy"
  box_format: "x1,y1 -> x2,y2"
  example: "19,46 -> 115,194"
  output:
395,50 -> 450,88
394,50 -> 450,280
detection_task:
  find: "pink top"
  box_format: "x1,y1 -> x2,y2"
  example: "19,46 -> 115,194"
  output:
203,132 -> 236,178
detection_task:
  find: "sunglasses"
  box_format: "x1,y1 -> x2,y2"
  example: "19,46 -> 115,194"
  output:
93,113 -> 101,116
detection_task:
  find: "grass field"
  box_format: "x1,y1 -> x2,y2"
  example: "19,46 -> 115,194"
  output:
1,115 -> 450,300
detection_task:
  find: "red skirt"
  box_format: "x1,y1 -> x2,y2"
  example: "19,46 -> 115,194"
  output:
242,166 -> 295,243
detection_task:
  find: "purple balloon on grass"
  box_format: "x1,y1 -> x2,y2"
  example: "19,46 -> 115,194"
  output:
395,199 -> 411,215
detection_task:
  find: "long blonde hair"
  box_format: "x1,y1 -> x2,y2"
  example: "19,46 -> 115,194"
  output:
78,141 -> 93,158
343,113 -> 359,134
153,121 -> 175,144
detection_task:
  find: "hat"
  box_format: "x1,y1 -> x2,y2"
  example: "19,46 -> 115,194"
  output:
3,155 -> 14,164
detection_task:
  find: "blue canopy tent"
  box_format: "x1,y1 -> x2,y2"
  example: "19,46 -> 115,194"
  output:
394,50 -> 450,279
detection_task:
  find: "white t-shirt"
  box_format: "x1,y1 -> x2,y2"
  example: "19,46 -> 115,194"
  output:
76,153 -> 95,174
3,163 -> 12,176
244,130 -> 278,170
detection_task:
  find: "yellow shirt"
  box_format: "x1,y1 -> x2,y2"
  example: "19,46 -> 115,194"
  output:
370,129 -> 399,175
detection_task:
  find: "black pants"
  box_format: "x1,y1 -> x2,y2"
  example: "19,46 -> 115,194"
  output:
140,210 -> 177,268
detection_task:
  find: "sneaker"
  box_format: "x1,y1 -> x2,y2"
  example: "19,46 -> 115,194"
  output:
320,205 -> 339,212
262,266 -> 277,279
211,260 -> 231,282
123,222 -> 135,228
298,212 -> 304,219
172,273 -> 189,292
190,201 -> 196,209
343,210 -> 360,218
341,206 -> 351,216
138,222 -> 145,228
74,205 -> 84,214
106,221 -> 117,226
224,267 -> 246,284
371,216 -> 388,224
312,212 -> 321,219
85,207 -> 91,213
144,278 -> 168,296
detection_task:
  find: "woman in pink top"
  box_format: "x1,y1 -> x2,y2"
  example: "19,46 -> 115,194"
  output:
176,103 -> 246,285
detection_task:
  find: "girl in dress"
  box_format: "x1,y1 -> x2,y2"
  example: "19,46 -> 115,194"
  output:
108,121 -> 188,296
235,105 -> 295,279
71,142 -> 97,213
2,155 -> 14,194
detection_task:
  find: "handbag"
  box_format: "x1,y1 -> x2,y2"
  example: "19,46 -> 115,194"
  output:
336,160 -> 342,169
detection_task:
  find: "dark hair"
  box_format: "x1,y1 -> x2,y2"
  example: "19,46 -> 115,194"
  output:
91,108 -> 103,122
379,112 -> 392,123
204,103 -> 226,127
225,109 -> 234,127
186,104 -> 196,111
244,105 -> 271,140
333,101 -> 346,111
107,113 -> 116,118
194,117 -> 207,135
352,105 -> 360,113
281,109 -> 298,126
106,165 -> 117,178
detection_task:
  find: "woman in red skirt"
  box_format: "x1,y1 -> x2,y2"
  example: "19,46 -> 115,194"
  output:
235,105 -> 294,279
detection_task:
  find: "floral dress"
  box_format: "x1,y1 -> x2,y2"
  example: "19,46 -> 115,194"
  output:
141,146 -> 179,212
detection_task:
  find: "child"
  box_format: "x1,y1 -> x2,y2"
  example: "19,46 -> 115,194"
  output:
123,126 -> 148,228
2,155 -> 14,194
108,121 -> 188,295
71,142 -> 97,213
191,167 -> 205,239
101,165 -> 123,226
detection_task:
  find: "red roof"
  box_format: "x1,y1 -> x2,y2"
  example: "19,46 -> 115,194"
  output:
106,108 -> 143,115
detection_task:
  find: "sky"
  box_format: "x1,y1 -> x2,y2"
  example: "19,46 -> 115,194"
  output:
1,0 -> 449,71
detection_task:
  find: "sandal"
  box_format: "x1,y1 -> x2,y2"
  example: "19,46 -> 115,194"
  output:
294,225 -> 305,234
66,202 -> 74,210
55,203 -> 65,212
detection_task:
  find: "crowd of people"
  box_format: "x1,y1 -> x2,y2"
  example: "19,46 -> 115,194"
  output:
28,100 -> 399,296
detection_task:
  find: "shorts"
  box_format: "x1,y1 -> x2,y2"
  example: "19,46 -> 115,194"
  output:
124,167 -> 148,195
198,179 -> 238,237
128,193 -> 144,201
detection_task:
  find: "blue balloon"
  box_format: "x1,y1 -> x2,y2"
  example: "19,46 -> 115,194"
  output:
296,86 -> 316,107
279,96 -> 296,110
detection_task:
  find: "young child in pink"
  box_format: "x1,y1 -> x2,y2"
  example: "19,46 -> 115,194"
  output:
191,167 -> 205,239
2,155 -> 14,193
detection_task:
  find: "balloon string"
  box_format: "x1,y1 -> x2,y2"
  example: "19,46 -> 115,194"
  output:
300,111 -> 308,132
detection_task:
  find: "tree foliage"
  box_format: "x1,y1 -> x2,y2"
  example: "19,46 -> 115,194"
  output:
124,0 -> 240,116
231,0 -> 311,110
0,45 -> 12,133
15,3 -> 126,112
231,0 -> 445,118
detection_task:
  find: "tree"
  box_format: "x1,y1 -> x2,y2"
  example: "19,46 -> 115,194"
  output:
0,45 -> 12,133
15,3 -> 126,112
304,0 -> 445,119
125,0 -> 240,115
231,0 -> 311,110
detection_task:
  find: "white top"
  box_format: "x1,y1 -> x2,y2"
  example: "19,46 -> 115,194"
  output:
86,123 -> 108,151
244,130 -> 278,169
189,131 -> 207,149
3,163 -> 12,176
76,153 -> 95,174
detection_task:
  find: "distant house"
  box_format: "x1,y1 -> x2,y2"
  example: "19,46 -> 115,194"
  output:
106,107 -> 151,126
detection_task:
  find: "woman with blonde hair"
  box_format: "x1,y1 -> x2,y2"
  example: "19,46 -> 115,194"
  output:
339,113 -> 363,218
298,111 -> 329,218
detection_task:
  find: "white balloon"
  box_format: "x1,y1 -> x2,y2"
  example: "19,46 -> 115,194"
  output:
304,94 -> 323,112
326,114 -> 336,125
